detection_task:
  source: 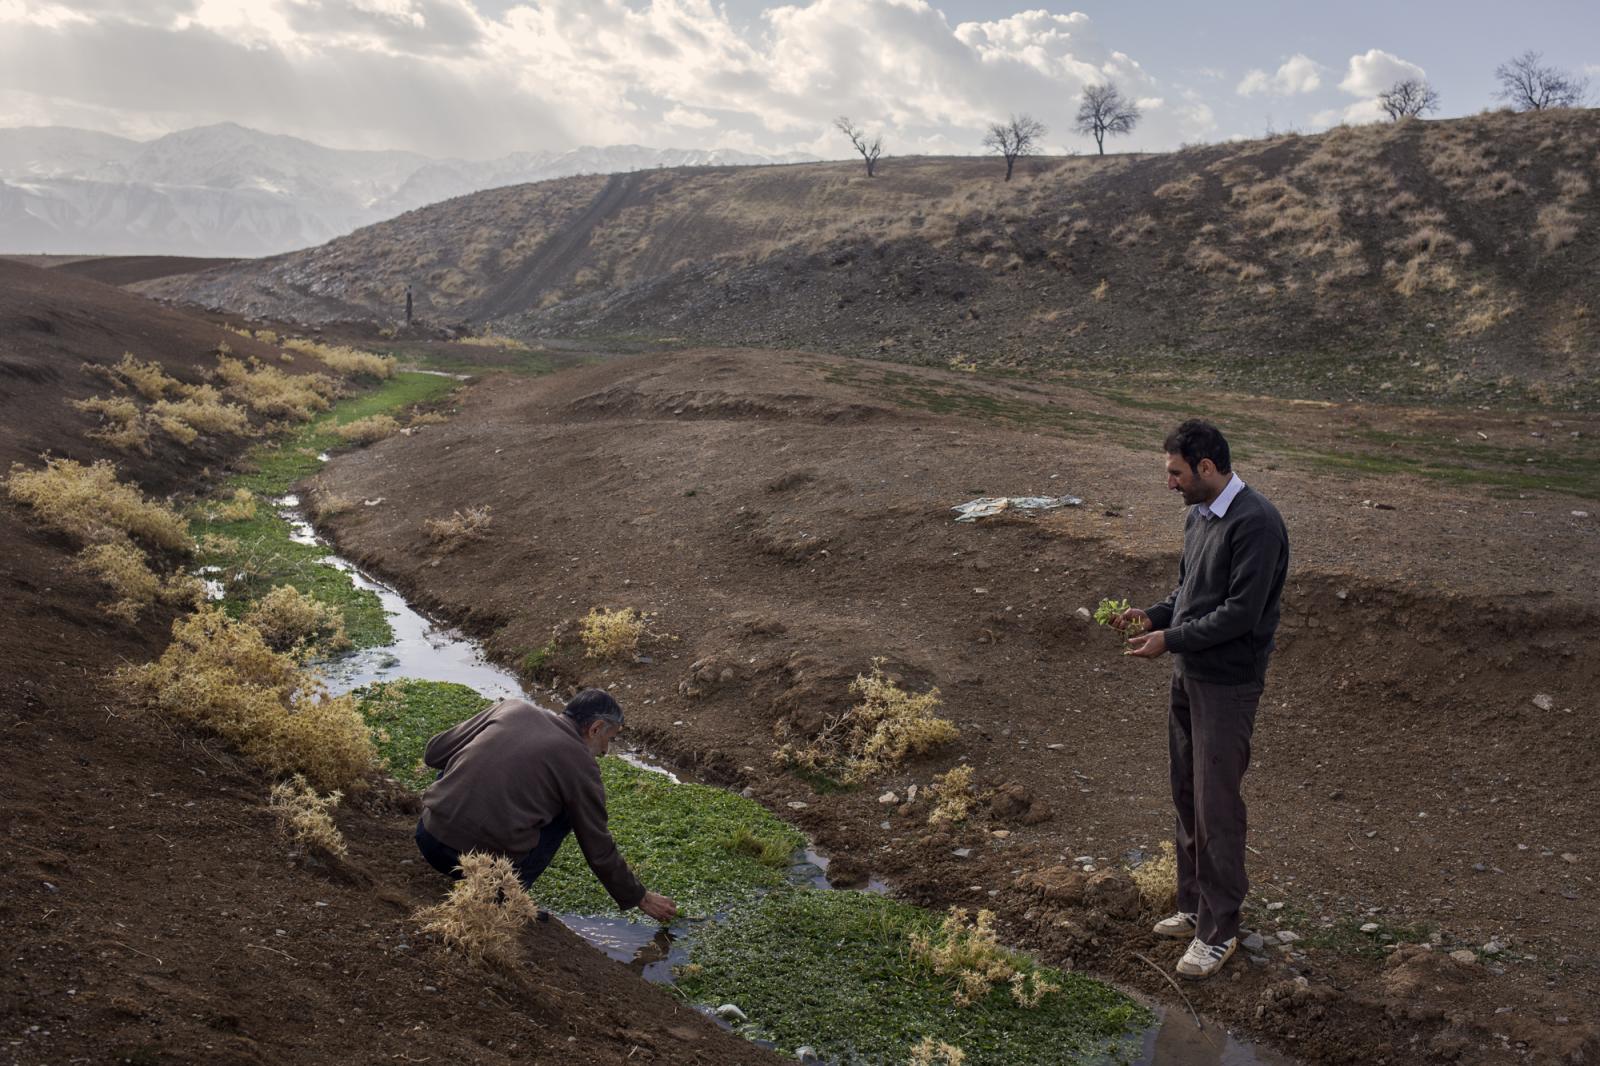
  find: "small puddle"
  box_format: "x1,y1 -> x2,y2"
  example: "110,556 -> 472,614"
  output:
274,490 -> 1294,1066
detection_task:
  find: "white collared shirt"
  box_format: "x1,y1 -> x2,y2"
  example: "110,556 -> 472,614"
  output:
1196,473 -> 1245,520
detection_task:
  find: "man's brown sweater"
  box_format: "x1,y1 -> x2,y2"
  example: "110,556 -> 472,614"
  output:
419,699 -> 646,910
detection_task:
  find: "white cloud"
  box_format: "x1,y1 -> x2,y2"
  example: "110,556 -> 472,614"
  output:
664,105 -> 717,129
1339,48 -> 1425,98
0,0 -> 1222,157
1236,53 -> 1323,96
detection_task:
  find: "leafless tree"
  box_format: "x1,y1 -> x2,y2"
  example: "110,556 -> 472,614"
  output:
834,116 -> 883,177
1378,78 -> 1441,121
1495,51 -> 1590,111
982,114 -> 1046,181
1074,83 -> 1141,156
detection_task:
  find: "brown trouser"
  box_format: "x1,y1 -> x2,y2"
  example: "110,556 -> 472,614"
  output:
1169,672 -> 1263,945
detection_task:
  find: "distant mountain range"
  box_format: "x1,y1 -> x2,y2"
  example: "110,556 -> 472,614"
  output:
0,123 -> 813,257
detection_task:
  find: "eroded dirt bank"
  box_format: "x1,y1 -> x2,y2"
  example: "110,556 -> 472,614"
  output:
0,263 -> 785,1066
315,347 -> 1600,1066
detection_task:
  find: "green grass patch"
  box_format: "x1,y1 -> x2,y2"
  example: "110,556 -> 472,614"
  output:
355,679 -> 491,789
191,372 -> 460,646
229,371 -> 458,496
535,756 -> 805,919
677,891 -> 1149,1065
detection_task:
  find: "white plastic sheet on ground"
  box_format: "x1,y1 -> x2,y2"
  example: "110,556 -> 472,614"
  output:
951,495 -> 1083,522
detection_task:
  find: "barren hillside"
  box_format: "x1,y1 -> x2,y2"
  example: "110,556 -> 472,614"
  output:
150,110 -> 1600,406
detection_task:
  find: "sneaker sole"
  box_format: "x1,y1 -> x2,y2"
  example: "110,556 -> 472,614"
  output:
1152,922 -> 1197,938
1176,940 -> 1237,980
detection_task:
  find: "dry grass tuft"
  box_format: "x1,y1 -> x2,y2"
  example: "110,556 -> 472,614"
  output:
215,356 -> 337,421
457,332 -> 527,349
119,605 -> 376,791
775,660 -> 957,784
332,414 -> 401,445
269,773 -> 347,856
149,387 -> 252,440
1130,840 -> 1178,910
211,487 -> 258,522
244,585 -> 351,655
415,851 -> 540,969
909,1038 -> 967,1066
1090,278 -> 1109,302
927,764 -> 979,826
283,339 -> 396,380
5,457 -> 191,553
96,352 -> 183,401
73,395 -> 150,452
1536,204 -> 1581,252
911,907 -> 1057,1009
423,505 -> 493,553
579,605 -> 645,659
73,542 -> 204,623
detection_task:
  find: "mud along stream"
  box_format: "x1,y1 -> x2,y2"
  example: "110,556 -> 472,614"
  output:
273,490 -> 1293,1066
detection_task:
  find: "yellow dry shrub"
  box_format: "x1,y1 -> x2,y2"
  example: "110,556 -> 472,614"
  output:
269,773 -> 347,856
244,585 -> 351,655
457,333 -> 525,349
73,395 -> 150,452
102,352 -> 182,401
579,605 -> 644,659
415,851 -> 540,969
775,660 -> 957,785
909,1039 -> 967,1066
149,387 -> 252,439
1131,840 -> 1178,910
309,488 -> 354,521
74,542 -> 159,622
215,356 -> 335,421
120,605 -> 375,792
283,339 -> 395,380
927,764 -> 978,826
423,505 -> 493,553
333,414 -> 401,445
910,908 -> 1057,1009
5,457 -> 191,553
211,488 -> 258,522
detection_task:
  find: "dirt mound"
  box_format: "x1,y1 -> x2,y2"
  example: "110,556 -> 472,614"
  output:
51,254 -> 242,286
148,110 -> 1600,404
309,347 -> 1600,1066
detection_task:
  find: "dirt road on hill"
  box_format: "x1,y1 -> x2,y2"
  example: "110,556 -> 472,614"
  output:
315,347 -> 1600,1066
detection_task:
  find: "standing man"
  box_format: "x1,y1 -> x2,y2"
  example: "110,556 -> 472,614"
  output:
415,689 -> 678,922
1115,420 -> 1288,979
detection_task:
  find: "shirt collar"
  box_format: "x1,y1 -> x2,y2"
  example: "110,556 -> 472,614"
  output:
1197,473 -> 1245,519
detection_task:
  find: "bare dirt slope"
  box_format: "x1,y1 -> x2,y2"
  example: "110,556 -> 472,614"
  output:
146,110 -> 1600,404
0,263 -> 783,1066
313,348 -> 1600,1066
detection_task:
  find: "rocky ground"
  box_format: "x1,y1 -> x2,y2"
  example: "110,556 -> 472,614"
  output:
310,345 -> 1600,1066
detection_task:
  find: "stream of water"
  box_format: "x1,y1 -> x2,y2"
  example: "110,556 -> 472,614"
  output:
279,492 -> 1293,1066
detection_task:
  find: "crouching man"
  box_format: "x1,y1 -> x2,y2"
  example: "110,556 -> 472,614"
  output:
414,689 -> 678,922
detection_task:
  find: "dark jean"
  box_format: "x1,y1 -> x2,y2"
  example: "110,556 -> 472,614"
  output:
414,814 -> 572,890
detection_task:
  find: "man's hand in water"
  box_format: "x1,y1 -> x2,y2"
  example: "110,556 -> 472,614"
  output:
639,890 -> 678,922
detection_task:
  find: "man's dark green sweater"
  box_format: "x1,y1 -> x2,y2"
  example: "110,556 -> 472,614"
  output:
1145,484 -> 1289,685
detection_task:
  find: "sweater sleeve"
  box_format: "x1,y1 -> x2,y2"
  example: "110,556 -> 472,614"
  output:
566,764 -> 647,911
1163,514 -> 1284,655
422,701 -> 501,770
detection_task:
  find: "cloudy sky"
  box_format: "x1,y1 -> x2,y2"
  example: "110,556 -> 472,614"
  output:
1,0 -> 1596,159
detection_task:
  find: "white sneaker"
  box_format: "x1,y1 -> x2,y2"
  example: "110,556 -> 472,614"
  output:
1176,936 -> 1237,980
1152,911 -> 1198,938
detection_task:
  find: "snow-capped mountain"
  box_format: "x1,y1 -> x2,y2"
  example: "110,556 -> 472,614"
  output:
0,123 -> 812,257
